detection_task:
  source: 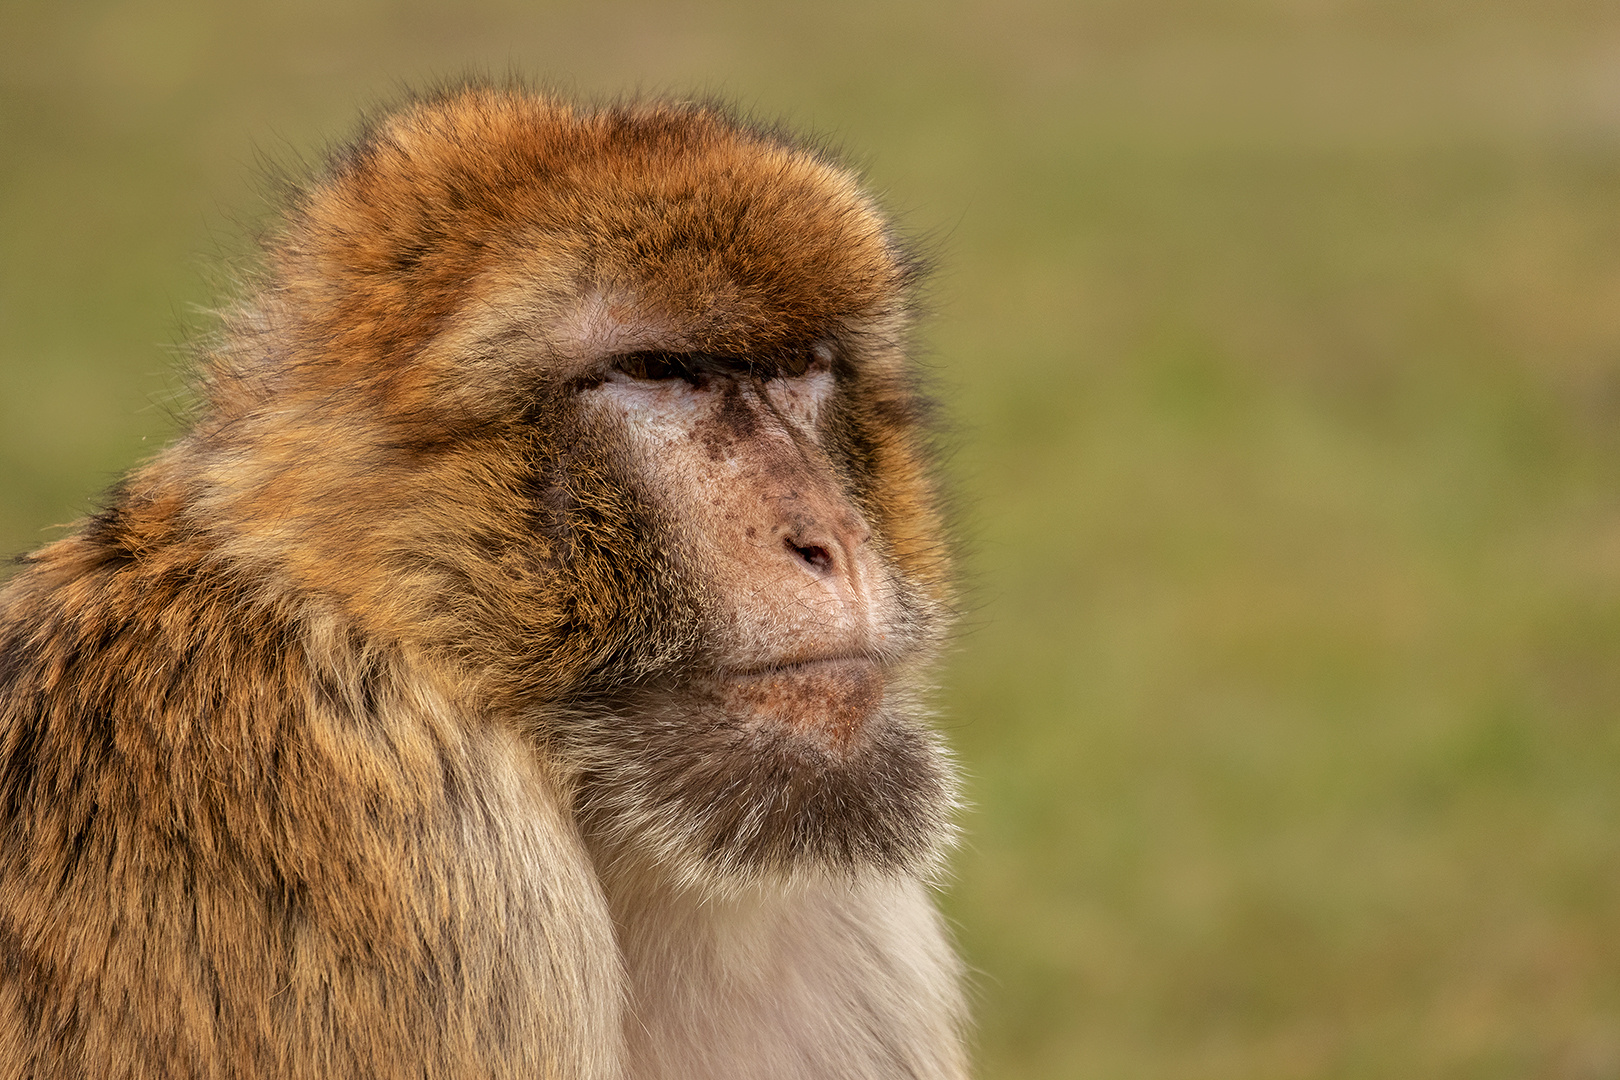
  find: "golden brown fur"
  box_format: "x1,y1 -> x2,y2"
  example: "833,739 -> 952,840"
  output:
0,85 -> 966,1079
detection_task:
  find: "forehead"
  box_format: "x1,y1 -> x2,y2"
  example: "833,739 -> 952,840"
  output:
289,93 -> 912,370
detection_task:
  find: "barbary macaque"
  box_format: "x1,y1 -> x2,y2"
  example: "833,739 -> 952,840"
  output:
0,85 -> 968,1079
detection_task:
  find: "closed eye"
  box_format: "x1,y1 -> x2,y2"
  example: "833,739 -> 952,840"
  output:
615,352 -> 699,382
610,344 -> 834,384
779,342 -> 835,379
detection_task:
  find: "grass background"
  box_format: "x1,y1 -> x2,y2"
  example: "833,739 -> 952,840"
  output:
6,1 -> 1620,1076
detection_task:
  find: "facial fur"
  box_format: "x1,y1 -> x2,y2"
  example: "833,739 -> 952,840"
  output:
554,338 -> 955,888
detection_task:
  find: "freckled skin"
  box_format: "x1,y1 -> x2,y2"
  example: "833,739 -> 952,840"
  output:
583,362 -> 890,677
716,659 -> 886,754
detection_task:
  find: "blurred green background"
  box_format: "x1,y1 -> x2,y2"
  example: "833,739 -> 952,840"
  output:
6,1 -> 1620,1076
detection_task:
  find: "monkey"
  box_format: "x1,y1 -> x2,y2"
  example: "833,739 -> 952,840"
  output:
0,84 -> 968,1080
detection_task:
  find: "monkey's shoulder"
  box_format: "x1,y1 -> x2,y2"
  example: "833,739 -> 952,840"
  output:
0,520 -> 605,909
0,531 -> 621,1076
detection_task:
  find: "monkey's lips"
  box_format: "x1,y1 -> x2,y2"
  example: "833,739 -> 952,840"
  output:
711,657 -> 885,753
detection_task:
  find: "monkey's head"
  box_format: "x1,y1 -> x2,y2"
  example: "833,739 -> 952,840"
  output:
197,87 -> 956,891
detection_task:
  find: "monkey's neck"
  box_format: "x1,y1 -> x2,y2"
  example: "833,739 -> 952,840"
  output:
600,862 -> 968,1080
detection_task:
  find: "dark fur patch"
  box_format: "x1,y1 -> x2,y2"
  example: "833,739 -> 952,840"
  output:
568,682 -> 954,884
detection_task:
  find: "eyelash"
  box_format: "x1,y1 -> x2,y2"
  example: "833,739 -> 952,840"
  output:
615,353 -> 695,382
612,348 -> 829,383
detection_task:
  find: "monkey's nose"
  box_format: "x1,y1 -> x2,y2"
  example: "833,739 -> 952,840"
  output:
780,515 -> 872,581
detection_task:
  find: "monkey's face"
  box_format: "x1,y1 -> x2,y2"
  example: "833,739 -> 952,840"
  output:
558,339 -> 956,890
585,343 -> 894,677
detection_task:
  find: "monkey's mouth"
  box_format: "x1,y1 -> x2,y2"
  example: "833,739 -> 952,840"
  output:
710,657 -> 885,753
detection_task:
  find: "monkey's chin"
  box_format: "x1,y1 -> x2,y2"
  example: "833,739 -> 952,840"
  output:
568,662 -> 958,893
712,657 -> 887,755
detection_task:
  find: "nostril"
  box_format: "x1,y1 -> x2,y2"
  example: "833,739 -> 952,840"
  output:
786,538 -> 833,573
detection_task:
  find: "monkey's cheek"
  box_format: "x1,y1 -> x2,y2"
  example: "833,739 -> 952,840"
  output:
714,659 -> 885,755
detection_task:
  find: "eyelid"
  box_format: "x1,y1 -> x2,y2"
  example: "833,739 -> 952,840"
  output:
610,346 -> 834,383
615,352 -> 696,381
796,343 -> 835,377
